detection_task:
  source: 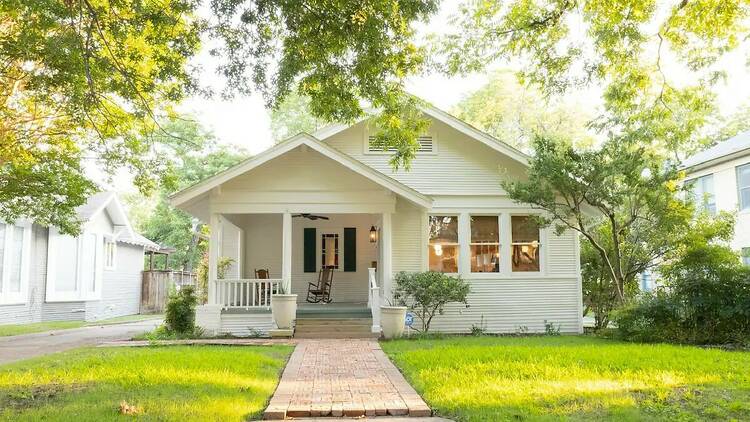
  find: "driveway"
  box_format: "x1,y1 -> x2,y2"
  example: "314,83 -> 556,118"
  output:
0,318 -> 161,365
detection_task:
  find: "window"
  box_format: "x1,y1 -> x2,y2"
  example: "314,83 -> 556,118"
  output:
104,238 -> 116,270
0,222 -> 30,304
321,233 -> 339,269
46,228 -> 102,301
428,215 -> 459,273
742,248 -> 750,267
738,164 -> 750,211
367,135 -> 434,153
511,216 -> 541,272
470,216 -> 500,273
687,174 -> 716,214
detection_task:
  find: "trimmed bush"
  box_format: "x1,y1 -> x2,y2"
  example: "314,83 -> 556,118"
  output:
393,271 -> 470,333
164,285 -> 199,334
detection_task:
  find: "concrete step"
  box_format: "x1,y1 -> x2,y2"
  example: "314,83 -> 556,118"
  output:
295,325 -> 374,333
293,331 -> 380,339
295,318 -> 372,326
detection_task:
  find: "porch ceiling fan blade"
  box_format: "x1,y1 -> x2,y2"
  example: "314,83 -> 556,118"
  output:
292,213 -> 329,220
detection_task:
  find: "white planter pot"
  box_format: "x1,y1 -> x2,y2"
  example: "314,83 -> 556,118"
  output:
271,294 -> 297,329
380,306 -> 407,339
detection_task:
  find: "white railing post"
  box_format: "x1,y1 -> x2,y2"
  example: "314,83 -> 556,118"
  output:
369,268 -> 381,334
216,279 -> 282,310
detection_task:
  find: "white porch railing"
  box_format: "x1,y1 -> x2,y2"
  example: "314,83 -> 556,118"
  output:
216,279 -> 282,309
368,268 -> 381,333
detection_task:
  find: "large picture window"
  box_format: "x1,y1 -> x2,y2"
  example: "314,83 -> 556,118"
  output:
428,216 -> 459,273
738,164 -> 750,211
511,216 -> 541,272
470,216 -> 500,273
46,228 -> 102,301
0,222 -> 30,304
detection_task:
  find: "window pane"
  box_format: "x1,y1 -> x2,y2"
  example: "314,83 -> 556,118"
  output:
80,233 -> 97,292
512,244 -> 540,272
321,234 -> 338,269
741,188 -> 750,211
471,244 -> 499,272
742,248 -> 750,267
56,235 -> 79,292
511,216 -> 540,243
429,216 -> 458,244
738,164 -> 750,188
9,226 -> 24,292
429,244 -> 458,273
0,223 -> 5,292
471,216 -> 499,243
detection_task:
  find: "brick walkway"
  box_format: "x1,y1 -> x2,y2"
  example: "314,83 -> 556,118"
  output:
264,340 -> 431,419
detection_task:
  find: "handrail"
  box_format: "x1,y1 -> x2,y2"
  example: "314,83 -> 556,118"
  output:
215,278 -> 282,309
368,268 -> 381,333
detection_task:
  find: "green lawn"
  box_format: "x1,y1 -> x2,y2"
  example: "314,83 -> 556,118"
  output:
0,345 -> 292,421
0,315 -> 162,337
382,336 -> 750,421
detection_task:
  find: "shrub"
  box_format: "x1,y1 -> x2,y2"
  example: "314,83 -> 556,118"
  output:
164,285 -> 199,334
393,271 -> 470,333
195,255 -> 234,304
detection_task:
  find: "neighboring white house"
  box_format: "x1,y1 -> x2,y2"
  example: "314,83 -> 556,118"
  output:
683,130 -> 750,266
0,192 -> 159,325
171,103 -> 583,336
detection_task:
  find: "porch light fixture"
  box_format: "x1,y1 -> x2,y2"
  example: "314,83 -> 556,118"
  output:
369,226 -> 378,243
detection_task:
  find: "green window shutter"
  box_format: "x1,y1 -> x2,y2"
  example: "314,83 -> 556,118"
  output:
303,228 -> 316,273
344,227 -> 356,272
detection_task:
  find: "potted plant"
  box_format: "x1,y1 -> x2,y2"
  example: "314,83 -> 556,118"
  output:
271,284 -> 297,329
380,301 -> 407,339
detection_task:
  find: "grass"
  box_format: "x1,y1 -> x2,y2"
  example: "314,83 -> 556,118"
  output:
0,315 -> 162,337
381,335 -> 750,421
0,345 -> 292,421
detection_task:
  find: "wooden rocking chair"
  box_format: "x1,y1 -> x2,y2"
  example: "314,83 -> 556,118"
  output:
306,268 -> 333,303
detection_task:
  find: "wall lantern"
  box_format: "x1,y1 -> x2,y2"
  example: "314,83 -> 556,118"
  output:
369,226 -> 378,243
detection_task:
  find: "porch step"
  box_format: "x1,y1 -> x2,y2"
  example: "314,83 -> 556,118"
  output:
294,317 -> 377,339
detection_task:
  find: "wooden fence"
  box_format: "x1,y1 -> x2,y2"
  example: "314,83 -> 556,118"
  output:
141,270 -> 197,314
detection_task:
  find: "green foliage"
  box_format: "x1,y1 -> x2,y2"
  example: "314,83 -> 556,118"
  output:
0,0 -> 201,235
439,0 -> 750,156
164,285 -> 199,335
453,70 -> 595,151
393,271 -> 471,332
196,255 -> 234,304
270,92 -> 328,142
504,135 -> 693,303
382,336 -> 750,421
614,213 -> 750,345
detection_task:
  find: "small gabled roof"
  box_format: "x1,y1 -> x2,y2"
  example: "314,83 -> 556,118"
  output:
76,191 -> 160,250
682,130 -> 750,170
313,102 -> 531,166
169,133 -> 433,209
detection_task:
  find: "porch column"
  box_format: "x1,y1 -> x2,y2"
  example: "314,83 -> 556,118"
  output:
208,213 -> 221,305
282,211 -> 292,293
381,212 -> 393,299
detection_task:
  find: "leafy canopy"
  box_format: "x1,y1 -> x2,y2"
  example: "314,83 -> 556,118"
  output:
394,271 -> 471,332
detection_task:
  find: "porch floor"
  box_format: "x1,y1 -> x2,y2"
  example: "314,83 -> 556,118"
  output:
297,302 -> 371,319
263,339 -> 431,419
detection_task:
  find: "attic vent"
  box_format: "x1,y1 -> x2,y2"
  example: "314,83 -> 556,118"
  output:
367,135 -> 434,153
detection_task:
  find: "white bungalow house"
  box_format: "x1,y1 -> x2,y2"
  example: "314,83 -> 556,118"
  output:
171,104 -> 583,336
0,192 -> 159,325
682,130 -> 750,266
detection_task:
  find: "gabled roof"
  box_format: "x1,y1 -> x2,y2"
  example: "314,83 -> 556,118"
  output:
77,191 -> 159,250
682,130 -> 750,170
312,102 -> 531,166
169,133 -> 433,209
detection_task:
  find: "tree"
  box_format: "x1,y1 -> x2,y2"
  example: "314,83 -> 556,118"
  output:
440,0 -> 750,156
504,135 -> 695,304
126,117 -> 248,271
270,92 -> 329,142
3,1 -> 442,233
1,0 -> 202,234
453,70 -> 595,151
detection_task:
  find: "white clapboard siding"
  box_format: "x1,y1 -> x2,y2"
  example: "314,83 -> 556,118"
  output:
326,119 -> 528,195
219,312 -> 275,336
84,243 -> 143,321
546,229 -> 579,275
392,199 -> 423,273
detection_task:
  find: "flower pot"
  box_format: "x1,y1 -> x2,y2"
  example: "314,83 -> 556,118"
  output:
271,294 -> 297,329
380,306 -> 407,339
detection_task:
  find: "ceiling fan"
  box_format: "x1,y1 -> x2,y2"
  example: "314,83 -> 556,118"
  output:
292,213 -> 329,220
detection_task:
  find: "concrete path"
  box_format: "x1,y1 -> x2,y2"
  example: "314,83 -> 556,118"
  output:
264,339 -> 432,419
0,319 -> 161,365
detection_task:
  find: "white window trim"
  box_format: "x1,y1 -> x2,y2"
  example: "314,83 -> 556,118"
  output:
362,128 -> 439,156
468,214 -> 502,275
104,237 -> 117,270
46,227 -> 103,302
318,229 -> 343,271
0,221 -> 32,305
425,211 -> 548,279
738,163 -> 750,212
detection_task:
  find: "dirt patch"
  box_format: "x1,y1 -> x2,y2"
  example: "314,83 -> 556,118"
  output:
0,383 -> 87,410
